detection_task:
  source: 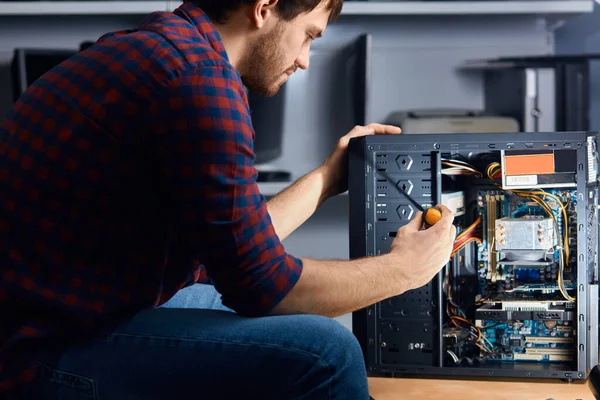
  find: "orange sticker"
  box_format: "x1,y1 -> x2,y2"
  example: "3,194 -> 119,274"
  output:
504,154 -> 555,176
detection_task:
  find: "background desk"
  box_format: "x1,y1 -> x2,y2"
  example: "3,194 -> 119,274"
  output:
368,377 -> 594,400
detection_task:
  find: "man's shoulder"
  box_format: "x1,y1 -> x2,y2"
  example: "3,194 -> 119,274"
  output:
95,11 -> 235,83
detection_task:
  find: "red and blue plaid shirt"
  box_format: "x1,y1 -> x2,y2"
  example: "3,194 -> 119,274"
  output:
0,2 -> 303,394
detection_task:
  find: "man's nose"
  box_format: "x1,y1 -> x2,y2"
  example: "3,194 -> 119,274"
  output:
296,46 -> 310,70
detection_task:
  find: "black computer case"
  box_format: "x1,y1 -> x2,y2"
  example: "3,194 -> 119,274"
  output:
349,131 -> 600,381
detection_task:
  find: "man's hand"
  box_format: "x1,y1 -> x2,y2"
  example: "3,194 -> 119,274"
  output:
389,204 -> 456,291
318,123 -> 401,198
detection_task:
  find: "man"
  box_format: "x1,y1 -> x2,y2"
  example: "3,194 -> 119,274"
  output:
0,0 -> 456,398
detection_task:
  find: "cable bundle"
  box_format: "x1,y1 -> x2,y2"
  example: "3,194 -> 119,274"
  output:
451,216 -> 482,257
442,159 -> 483,177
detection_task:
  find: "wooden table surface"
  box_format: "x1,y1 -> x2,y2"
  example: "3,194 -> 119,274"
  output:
368,377 -> 595,400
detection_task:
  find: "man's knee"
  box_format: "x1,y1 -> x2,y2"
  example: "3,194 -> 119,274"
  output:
283,314 -> 369,399
291,314 -> 365,370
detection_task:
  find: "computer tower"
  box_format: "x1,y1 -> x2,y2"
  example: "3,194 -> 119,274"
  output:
461,55 -> 600,133
348,131 -> 599,381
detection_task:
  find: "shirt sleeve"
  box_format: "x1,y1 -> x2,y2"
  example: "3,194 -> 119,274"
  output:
150,65 -> 303,316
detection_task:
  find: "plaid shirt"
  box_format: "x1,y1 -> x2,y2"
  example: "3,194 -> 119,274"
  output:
0,3 -> 303,394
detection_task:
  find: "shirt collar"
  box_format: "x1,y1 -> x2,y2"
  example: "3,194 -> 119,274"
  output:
174,2 -> 230,61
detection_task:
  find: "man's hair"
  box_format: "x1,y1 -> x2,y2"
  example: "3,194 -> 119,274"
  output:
194,0 -> 343,24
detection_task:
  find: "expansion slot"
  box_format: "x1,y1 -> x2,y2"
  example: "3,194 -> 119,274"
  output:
513,354 -> 544,361
548,355 -> 574,362
524,336 -> 574,343
513,354 -> 573,362
501,302 -> 550,311
526,348 -> 573,355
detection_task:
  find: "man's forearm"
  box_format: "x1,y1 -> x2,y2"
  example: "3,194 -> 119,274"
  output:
266,167 -> 334,241
270,255 -> 407,318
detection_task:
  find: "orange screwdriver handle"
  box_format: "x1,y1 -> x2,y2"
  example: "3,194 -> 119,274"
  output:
422,208 -> 442,227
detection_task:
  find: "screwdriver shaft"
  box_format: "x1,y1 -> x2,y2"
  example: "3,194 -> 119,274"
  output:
396,185 -> 425,212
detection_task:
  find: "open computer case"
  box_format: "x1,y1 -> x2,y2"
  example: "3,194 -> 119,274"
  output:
349,131 -> 600,381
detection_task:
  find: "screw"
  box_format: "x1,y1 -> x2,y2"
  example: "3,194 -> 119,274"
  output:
381,342 -> 387,348
368,145 -> 373,150
433,143 -> 440,149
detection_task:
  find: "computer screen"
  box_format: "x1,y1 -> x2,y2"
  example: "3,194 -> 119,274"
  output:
247,83 -> 287,165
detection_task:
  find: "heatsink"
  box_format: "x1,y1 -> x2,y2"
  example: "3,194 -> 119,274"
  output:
495,217 -> 555,252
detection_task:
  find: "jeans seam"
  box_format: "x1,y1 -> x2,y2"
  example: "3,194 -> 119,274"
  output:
325,359 -> 333,400
310,357 -> 334,400
107,332 -> 332,362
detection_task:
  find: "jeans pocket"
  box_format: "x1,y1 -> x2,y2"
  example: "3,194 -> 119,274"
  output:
33,362 -> 97,400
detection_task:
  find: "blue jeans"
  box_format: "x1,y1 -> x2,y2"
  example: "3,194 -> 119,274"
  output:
28,284 -> 370,399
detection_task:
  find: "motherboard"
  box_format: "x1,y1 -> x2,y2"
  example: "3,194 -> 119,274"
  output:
443,175 -> 579,365
480,320 -> 574,363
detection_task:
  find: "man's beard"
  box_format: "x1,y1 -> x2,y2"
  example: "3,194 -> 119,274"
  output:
239,22 -> 292,98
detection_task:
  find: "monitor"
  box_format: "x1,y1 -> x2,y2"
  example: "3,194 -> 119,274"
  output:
247,83 -> 287,166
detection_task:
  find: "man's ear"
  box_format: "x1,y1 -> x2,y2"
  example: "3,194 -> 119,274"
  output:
250,0 -> 279,29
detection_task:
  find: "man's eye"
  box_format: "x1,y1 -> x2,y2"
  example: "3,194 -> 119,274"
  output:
307,34 -> 314,40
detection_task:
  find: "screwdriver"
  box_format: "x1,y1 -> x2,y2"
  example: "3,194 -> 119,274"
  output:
396,184 -> 442,227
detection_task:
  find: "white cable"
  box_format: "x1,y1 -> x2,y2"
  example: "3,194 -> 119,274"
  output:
446,350 -> 459,363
